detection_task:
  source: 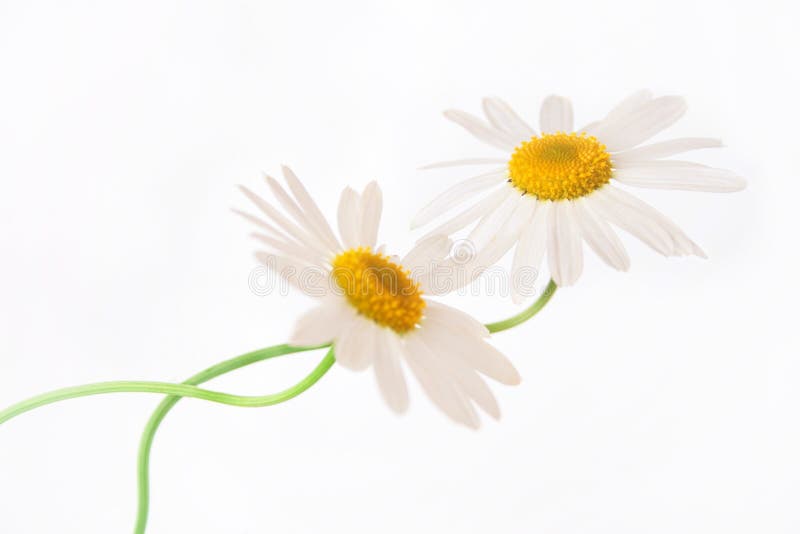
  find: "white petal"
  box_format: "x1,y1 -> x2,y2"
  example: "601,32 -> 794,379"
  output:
289,298 -> 354,346
415,186 -> 510,243
579,89 -> 653,135
443,109 -> 518,151
402,235 -> 452,275
600,186 -> 705,257
613,138 -> 723,161
476,194 -> 536,267
417,327 -> 500,419
372,328 -> 409,413
254,252 -> 330,296
582,89 -> 653,135
539,95 -> 574,133
231,209 -> 286,237
467,188 -> 520,250
573,198 -> 630,271
281,166 -> 342,252
546,201 -> 584,286
481,97 -> 536,141
511,200 -> 550,303
588,187 -> 674,255
614,159 -> 709,170
419,158 -> 507,170
591,96 -> 687,152
614,161 -> 746,192
251,232 -> 326,267
424,300 -> 489,339
337,187 -> 362,249
403,334 -> 480,428
417,249 -> 500,296
450,367 -> 500,420
359,181 -> 383,247
599,89 -> 653,125
419,192 -> 536,295
334,315 -> 376,371
411,170 -> 507,229
263,173 -> 308,230
420,316 -> 521,385
412,257 -> 462,297
435,356 -> 500,419
239,186 -> 329,256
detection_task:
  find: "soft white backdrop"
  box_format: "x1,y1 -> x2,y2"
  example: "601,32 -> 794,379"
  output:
0,0 -> 794,532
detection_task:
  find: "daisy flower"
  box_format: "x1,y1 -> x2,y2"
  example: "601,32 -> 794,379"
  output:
414,90 -> 746,297
234,167 -> 520,428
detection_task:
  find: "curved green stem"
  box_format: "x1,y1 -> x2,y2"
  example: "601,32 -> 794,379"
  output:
134,344 -> 333,533
0,347 -> 334,426
485,279 -> 557,333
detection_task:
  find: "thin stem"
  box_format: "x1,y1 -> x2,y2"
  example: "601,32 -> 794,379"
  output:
0,348 -> 334,426
134,344 -> 331,533
0,348 -> 334,532
485,279 -> 557,333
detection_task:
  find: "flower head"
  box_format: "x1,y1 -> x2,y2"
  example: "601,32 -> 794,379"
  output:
236,167 -> 520,428
415,90 -> 746,296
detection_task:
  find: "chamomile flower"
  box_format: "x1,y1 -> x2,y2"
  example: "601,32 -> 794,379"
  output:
414,90 -> 746,297
235,167 -> 520,428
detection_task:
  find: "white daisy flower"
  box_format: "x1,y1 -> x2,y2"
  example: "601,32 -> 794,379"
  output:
414,90 -> 746,297
235,166 -> 520,428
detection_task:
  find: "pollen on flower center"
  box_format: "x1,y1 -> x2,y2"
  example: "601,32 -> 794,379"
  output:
331,247 -> 425,333
508,132 -> 612,200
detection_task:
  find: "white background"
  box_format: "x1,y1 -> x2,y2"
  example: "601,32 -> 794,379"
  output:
0,0 -> 795,532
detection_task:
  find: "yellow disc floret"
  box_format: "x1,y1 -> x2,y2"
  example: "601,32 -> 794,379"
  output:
331,247 -> 425,334
508,132 -> 612,200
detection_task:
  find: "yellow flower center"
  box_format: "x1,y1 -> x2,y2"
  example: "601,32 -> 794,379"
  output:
331,247 -> 425,334
508,132 -> 612,200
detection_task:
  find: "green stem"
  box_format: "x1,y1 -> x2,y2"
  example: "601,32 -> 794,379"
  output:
485,279 -> 557,333
134,344 -> 333,533
0,347 -> 334,426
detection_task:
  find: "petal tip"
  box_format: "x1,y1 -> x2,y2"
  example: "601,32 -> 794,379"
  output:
503,368 -> 522,386
462,416 -> 481,430
731,177 -> 748,191
692,244 -> 708,259
385,399 -> 410,416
